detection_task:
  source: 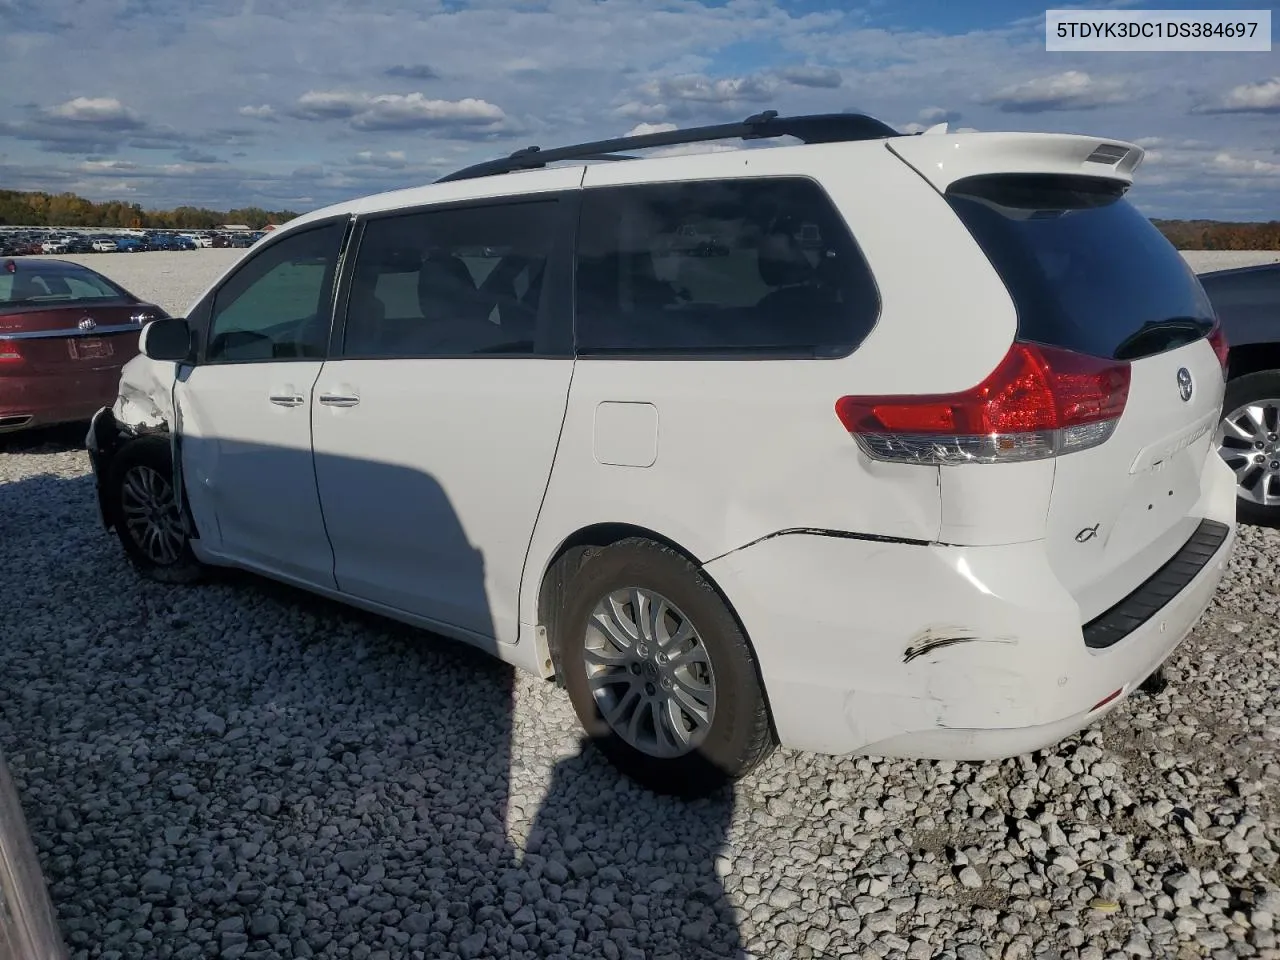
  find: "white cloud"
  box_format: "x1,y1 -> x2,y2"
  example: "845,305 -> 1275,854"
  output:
778,66 -> 842,89
641,74 -> 778,104
238,104 -> 275,120
1198,77 -> 1280,115
292,91 -> 506,130
1212,152 -> 1280,177
351,149 -> 408,168
983,71 -> 1128,112
47,97 -> 142,126
625,122 -> 677,137
917,106 -> 959,124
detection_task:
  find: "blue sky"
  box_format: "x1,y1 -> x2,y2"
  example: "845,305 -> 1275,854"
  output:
0,0 -> 1276,219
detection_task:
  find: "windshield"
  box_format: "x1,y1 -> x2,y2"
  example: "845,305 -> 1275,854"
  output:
947,174 -> 1215,361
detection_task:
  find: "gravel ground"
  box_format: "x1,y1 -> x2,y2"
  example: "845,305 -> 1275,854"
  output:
2,441 -> 1279,960
2,247 -> 1277,959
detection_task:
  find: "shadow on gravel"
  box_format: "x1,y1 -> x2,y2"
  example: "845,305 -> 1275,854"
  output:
0,452 -> 742,960
0,421 -> 90,455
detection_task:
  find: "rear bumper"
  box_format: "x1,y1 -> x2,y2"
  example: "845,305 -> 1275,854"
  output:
0,370 -> 121,432
704,455 -> 1238,759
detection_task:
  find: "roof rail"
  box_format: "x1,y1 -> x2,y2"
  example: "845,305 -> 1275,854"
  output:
435,110 -> 900,183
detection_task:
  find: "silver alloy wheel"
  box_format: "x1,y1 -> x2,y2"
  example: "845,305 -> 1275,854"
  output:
583,587 -> 716,758
1215,399 -> 1280,508
120,464 -> 186,565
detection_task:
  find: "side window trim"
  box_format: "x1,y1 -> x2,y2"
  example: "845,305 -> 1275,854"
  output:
194,215 -> 355,366
330,191 -> 579,360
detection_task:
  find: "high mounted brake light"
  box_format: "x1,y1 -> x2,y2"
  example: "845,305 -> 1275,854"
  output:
835,342 -> 1131,465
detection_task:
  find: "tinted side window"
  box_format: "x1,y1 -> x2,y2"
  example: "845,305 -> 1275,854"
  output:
207,221 -> 345,363
574,178 -> 878,357
343,199 -> 559,358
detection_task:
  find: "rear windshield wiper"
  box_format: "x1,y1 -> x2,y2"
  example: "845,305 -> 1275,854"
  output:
1113,317 -> 1213,362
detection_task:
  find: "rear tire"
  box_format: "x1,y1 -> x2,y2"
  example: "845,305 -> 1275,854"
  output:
1217,370 -> 1280,528
106,437 -> 202,583
551,538 -> 775,798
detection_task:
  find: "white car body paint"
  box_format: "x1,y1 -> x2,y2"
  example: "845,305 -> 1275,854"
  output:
106,129 -> 1236,760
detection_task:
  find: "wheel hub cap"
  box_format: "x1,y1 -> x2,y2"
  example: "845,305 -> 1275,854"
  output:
1215,399 -> 1280,508
120,464 -> 186,565
583,587 -> 716,759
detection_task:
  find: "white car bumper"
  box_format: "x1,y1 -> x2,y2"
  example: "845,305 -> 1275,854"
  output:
704,457 -> 1238,760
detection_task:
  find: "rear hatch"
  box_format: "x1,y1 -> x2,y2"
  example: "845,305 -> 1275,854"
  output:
850,135 -> 1227,621
941,172 -> 1225,618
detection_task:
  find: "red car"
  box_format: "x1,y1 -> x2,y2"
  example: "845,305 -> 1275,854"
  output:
0,258 -> 166,433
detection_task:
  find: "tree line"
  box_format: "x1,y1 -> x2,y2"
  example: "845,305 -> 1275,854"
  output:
0,190 -> 298,230
1152,219 -> 1280,251
1,189 -> 1277,248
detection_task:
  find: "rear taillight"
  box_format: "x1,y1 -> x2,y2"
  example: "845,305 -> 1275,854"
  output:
835,342 -> 1131,465
0,341 -> 21,364
1207,322 -> 1229,379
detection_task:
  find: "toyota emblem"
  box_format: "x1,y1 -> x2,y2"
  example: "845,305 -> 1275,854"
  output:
1176,367 -> 1193,402
77,317 -> 97,331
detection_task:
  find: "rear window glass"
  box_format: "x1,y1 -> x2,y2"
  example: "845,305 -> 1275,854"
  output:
0,266 -> 125,305
946,175 -> 1214,361
575,178 -> 879,357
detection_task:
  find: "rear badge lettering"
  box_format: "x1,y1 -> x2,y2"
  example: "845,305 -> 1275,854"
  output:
1075,523 -> 1100,543
1177,367 -> 1193,402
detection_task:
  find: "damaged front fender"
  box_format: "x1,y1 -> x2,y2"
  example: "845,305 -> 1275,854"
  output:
111,353 -> 177,432
86,354 -> 179,531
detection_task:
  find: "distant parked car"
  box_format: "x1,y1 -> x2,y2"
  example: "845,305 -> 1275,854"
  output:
171,236 -> 197,251
1202,261 -> 1280,526
0,749 -> 69,958
114,237 -> 144,253
39,238 -> 68,254
0,257 -> 166,433
91,238 -> 118,253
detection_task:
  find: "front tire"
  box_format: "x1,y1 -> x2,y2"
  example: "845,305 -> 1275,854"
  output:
106,437 -> 202,583
552,538 -> 775,798
1216,370 -> 1280,528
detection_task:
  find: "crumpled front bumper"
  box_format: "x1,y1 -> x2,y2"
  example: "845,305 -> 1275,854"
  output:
0,751 -> 68,960
85,406 -> 123,530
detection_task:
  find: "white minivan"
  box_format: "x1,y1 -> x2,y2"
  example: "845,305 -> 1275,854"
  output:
87,112 -> 1237,796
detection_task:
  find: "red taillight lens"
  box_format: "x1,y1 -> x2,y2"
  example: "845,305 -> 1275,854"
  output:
1207,322 -> 1229,379
0,341 -> 21,363
836,342 -> 1131,465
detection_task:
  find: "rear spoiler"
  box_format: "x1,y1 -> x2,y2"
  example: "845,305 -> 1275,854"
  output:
887,132 -> 1144,193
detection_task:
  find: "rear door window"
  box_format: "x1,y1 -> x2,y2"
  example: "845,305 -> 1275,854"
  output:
946,174 -> 1215,361
342,198 -> 561,358
574,178 -> 879,357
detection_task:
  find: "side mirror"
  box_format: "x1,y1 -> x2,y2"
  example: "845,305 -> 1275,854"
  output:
140,317 -> 192,363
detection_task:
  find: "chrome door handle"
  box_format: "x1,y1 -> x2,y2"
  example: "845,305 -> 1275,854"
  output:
318,393 -> 360,408
268,394 -> 305,407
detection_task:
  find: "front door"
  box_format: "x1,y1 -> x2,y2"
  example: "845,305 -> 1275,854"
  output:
178,219 -> 348,587
310,180 -> 578,646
